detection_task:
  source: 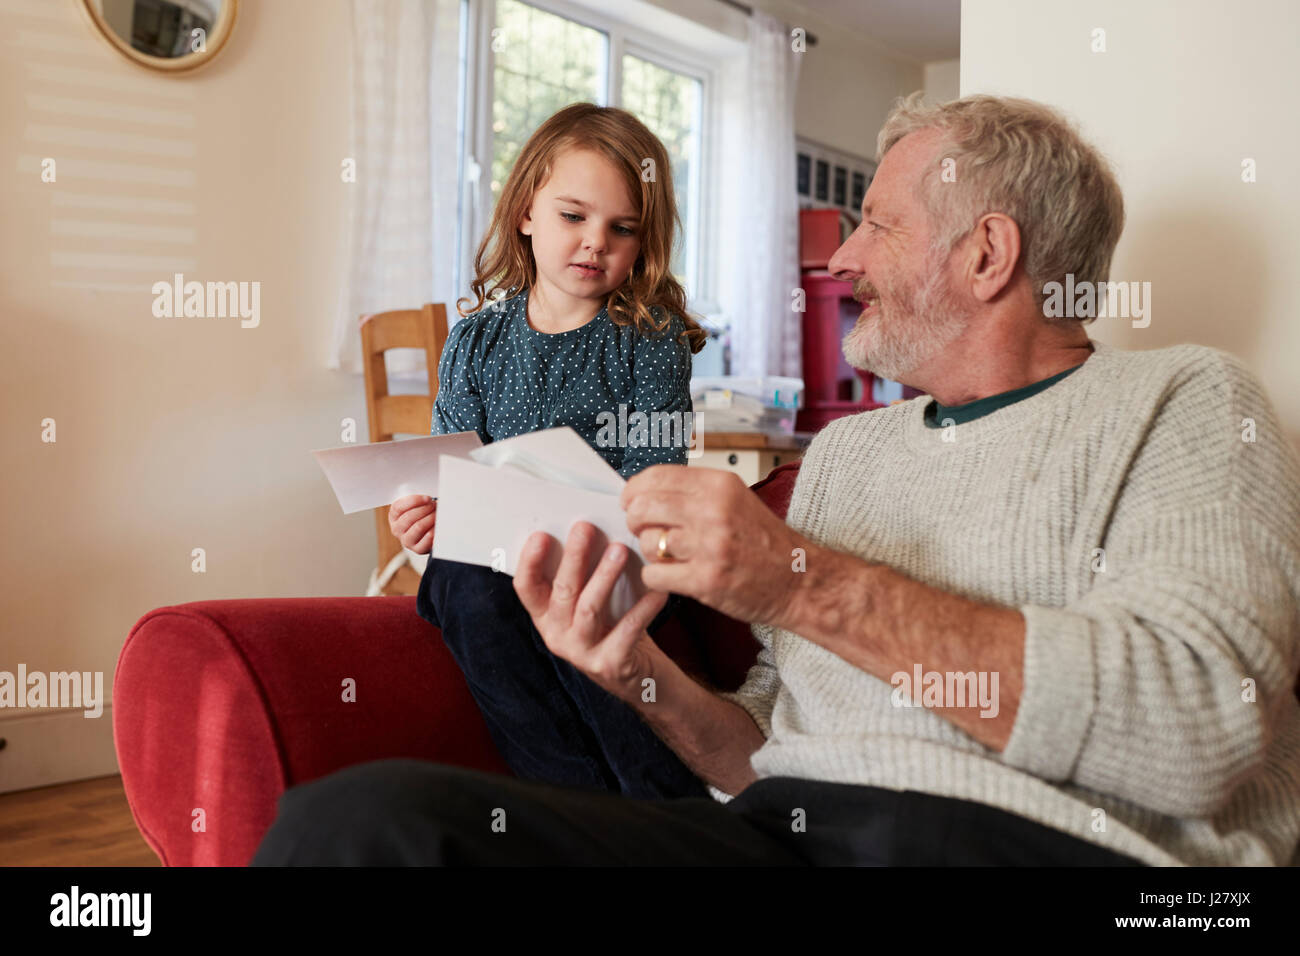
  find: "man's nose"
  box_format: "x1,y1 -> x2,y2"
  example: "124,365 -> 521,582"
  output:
827,230 -> 865,283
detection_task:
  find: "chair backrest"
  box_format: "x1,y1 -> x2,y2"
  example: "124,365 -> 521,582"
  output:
359,303 -> 450,595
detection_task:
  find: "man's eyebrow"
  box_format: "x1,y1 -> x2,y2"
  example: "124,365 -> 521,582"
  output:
554,195 -> 638,222
862,203 -> 897,225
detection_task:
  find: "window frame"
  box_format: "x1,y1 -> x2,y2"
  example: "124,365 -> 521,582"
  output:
459,0 -> 715,318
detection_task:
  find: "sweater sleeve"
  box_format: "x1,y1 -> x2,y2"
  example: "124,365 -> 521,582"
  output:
718,624 -> 782,739
430,316 -> 489,443
1002,353 -> 1300,818
618,314 -> 694,478
706,625 -> 780,802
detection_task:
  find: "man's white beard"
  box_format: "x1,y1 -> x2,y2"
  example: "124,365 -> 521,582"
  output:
842,256 -> 971,385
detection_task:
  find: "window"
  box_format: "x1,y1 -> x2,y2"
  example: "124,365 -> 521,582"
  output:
620,52 -> 702,281
490,0 -> 606,204
797,136 -> 876,222
465,0 -> 710,305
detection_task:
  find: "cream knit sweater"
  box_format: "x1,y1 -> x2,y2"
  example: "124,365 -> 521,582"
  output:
713,339 -> 1300,866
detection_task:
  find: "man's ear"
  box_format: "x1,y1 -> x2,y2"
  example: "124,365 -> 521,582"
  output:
968,212 -> 1021,303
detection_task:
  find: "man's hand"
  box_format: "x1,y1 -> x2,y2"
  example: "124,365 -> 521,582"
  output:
621,465 -> 811,630
515,519 -> 769,793
513,521 -> 669,704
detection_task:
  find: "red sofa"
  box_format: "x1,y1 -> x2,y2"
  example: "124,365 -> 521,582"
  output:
113,462 -> 802,866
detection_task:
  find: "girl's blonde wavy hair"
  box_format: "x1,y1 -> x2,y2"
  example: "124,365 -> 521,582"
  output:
457,102 -> 706,353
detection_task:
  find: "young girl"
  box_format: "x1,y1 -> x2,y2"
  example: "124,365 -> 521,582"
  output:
389,103 -> 708,799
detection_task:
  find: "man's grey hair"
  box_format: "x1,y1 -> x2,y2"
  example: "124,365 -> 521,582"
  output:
878,93 -> 1125,322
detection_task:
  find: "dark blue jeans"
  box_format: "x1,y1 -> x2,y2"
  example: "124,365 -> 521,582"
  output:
416,557 -> 707,800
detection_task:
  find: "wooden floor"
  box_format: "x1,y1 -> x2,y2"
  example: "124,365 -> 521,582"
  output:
0,775 -> 160,866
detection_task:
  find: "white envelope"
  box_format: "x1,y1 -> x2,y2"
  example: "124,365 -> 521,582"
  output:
315,426 -> 650,620
312,431 -> 483,514
434,428 -> 647,620
468,427 -> 626,495
433,455 -> 645,618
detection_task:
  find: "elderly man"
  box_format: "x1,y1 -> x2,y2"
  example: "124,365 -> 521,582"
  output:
254,95 -> 1300,866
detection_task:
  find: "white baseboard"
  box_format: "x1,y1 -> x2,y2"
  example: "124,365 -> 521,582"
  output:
0,705 -> 118,794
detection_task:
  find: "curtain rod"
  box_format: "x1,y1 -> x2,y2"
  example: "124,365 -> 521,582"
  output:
712,0 -> 819,46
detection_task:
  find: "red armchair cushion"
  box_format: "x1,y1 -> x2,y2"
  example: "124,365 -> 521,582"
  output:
114,597 -> 509,866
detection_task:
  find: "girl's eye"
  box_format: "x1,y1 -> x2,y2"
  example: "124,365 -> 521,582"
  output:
560,212 -> 635,237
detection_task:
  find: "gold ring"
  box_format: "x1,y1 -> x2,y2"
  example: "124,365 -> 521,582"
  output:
656,528 -> 672,562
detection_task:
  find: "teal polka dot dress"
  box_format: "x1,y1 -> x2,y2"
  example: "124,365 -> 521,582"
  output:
431,287 -> 694,479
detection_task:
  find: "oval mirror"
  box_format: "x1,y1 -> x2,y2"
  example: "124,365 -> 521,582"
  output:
79,0 -> 239,73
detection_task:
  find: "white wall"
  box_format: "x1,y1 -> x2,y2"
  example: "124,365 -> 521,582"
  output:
962,0 -> 1300,449
923,57 -> 960,102
0,0 -> 356,790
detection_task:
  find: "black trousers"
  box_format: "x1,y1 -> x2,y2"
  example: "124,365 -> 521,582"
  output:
250,759 -> 1143,866
417,557 -> 705,800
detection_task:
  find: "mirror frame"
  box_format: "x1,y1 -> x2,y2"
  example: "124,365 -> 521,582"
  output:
78,0 -> 239,74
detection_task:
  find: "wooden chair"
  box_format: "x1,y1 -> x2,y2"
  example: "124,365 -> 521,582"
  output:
359,303 -> 450,596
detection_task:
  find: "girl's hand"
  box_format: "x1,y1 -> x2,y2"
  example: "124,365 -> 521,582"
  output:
389,494 -> 437,554
514,521 -> 669,705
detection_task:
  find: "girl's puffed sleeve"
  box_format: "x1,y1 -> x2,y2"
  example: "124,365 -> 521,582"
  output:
620,314 -> 695,479
430,316 -> 489,442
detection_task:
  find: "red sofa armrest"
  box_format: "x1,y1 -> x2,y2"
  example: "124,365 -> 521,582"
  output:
113,597 -> 505,866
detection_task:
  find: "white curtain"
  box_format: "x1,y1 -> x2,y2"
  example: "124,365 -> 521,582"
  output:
716,11 -> 803,379
330,0 -> 462,376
